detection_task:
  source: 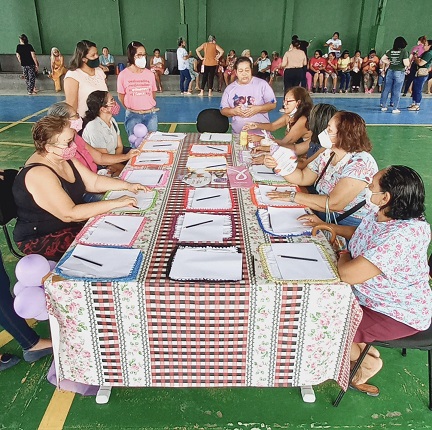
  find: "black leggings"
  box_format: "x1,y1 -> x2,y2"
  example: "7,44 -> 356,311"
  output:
201,65 -> 217,91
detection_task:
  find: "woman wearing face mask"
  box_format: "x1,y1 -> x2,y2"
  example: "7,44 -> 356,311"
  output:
64,40 -> 107,118
243,86 -> 313,158
300,166 -> 431,395
12,116 -> 150,261
117,41 -> 158,137
264,111 -> 378,227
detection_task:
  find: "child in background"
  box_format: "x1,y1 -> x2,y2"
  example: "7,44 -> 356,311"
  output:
324,52 -> 338,93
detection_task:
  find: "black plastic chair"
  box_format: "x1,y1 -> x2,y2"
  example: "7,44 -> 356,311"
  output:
333,320 -> 432,410
0,169 -> 23,259
196,108 -> 229,133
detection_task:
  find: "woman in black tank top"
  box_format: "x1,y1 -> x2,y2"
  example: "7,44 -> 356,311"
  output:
13,116 -> 150,260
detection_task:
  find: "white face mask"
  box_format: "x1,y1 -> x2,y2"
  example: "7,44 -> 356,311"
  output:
364,187 -> 382,212
288,106 -> 298,117
135,57 -> 147,69
318,129 -> 334,149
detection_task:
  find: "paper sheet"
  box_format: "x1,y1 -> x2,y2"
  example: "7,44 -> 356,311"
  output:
267,207 -> 310,235
190,144 -> 229,155
169,246 -> 242,281
269,243 -> 336,281
135,151 -> 170,165
57,244 -> 141,279
141,140 -> 180,151
189,188 -> 232,210
147,131 -> 186,141
79,215 -> 145,246
123,170 -> 167,186
178,213 -> 226,242
199,133 -> 232,142
105,190 -> 156,211
256,184 -> 299,206
249,165 -> 288,183
186,156 -> 227,171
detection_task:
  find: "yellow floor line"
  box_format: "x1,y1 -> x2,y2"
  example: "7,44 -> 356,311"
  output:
0,108 -> 49,133
0,141 -> 32,147
0,320 -> 37,348
168,123 -> 177,132
38,388 -> 75,430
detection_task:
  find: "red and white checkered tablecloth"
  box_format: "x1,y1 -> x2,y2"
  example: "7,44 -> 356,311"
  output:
45,134 -> 361,390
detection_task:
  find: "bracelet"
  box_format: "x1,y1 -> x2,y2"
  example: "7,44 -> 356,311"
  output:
289,191 -> 296,203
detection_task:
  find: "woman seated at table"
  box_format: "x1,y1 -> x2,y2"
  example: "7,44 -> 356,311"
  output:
243,86 -> 313,154
301,165 -> 432,395
13,116 -> 150,261
48,101 -> 140,178
220,56 -> 276,135
82,91 -> 128,176
264,111 -> 378,226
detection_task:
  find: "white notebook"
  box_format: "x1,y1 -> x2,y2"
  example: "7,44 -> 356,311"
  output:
200,133 -> 232,142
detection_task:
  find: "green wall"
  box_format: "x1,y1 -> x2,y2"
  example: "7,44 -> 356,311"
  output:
0,0 -> 429,58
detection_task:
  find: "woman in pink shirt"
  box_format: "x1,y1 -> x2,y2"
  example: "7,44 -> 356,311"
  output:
117,41 -> 158,136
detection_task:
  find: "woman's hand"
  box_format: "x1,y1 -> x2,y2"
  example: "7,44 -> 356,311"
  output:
111,195 -> 138,209
248,134 -> 264,143
251,154 -> 266,165
251,144 -> 270,153
242,105 -> 261,117
263,155 -> 277,169
243,122 -> 258,131
127,148 -> 141,159
126,182 -> 152,193
266,190 -> 291,201
297,213 -> 322,226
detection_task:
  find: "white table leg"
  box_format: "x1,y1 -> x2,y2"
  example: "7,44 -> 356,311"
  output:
96,386 -> 112,404
48,314 -> 61,386
300,385 -> 316,403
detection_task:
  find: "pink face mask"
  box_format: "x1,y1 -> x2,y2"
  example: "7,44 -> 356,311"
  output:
58,141 -> 77,160
69,117 -> 83,132
110,101 -> 121,116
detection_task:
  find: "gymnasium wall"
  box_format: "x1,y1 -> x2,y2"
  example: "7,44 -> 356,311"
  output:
0,0 -> 429,58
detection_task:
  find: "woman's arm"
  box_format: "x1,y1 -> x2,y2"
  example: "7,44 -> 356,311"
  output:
64,77 -> 79,113
24,166 -> 142,222
16,53 -> 21,64
337,254 -> 381,285
242,102 -> 277,118
264,156 -> 317,185
195,44 -> 204,60
85,142 -> 139,165
215,44 -> 224,59
31,52 -> 39,71
276,116 -> 310,147
220,106 -> 244,118
118,93 -> 125,107
243,115 -> 288,132
115,135 -> 124,155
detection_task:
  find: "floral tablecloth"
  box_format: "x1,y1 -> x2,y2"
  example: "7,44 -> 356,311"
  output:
45,134 -> 361,390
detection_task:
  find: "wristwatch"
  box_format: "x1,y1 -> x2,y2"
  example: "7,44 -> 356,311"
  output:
289,191 -> 296,203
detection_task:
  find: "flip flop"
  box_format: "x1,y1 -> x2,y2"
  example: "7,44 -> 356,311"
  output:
349,383 -> 380,397
0,353 -> 21,371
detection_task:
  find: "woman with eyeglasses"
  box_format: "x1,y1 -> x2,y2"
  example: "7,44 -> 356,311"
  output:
64,40 -> 108,118
300,166 -> 431,395
117,41 -> 158,137
12,116 -> 149,261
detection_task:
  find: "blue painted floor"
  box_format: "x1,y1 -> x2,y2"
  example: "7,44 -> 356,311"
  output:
0,95 -> 431,125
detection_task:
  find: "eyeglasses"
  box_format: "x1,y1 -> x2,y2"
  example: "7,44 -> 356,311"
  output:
283,99 -> 296,104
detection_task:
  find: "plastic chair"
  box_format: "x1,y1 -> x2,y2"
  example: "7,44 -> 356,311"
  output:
0,169 -> 23,259
333,321 -> 432,410
196,108 -> 229,133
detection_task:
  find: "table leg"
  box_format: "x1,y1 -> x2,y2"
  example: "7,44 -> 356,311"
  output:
96,386 -> 112,404
48,315 -> 61,386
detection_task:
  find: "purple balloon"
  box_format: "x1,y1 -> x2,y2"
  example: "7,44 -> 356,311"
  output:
35,308 -> 49,321
133,137 -> 144,149
128,134 -> 138,145
15,254 -> 51,287
13,281 -> 29,296
14,286 -> 47,319
133,123 -> 148,138
48,260 -> 57,271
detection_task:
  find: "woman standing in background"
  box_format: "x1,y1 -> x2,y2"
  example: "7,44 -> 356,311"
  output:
16,34 -> 39,95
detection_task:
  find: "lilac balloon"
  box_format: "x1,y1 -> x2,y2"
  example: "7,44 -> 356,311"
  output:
13,281 -> 29,296
15,254 -> 51,287
35,308 -> 49,321
133,123 -> 148,138
48,260 -> 57,271
14,286 -> 47,319
133,137 -> 144,149
128,134 -> 138,145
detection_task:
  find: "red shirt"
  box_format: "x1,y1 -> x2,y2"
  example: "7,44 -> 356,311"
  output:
309,57 -> 327,72
325,58 -> 338,73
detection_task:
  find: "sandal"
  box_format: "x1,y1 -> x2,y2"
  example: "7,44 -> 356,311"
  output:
350,383 -> 380,397
407,105 -> 420,111
0,353 -> 21,371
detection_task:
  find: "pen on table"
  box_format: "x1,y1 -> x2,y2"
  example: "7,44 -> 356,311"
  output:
104,220 -> 127,231
206,163 -> 226,169
278,255 -> 318,262
258,171 -> 276,174
153,144 -> 171,147
196,194 -> 221,201
156,173 -> 163,184
142,159 -> 162,162
209,134 -> 212,140
131,204 -> 141,209
73,255 -> 103,267
185,219 -> 214,229
206,146 -> 224,151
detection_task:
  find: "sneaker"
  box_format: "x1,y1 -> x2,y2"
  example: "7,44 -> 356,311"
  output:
381,107 -> 388,112
407,105 -> 420,111
323,87 -> 328,93
312,87 -> 316,93
332,88 -> 336,94
392,109 -> 400,114
339,89 -> 343,93
402,93 -> 406,96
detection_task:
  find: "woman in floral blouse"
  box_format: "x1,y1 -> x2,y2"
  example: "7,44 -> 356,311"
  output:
301,165 -> 432,396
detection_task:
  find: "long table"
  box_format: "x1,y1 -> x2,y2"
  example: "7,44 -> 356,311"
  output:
44,133 -> 361,394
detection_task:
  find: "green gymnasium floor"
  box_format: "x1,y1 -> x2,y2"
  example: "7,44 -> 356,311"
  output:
1,116 -> 432,429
